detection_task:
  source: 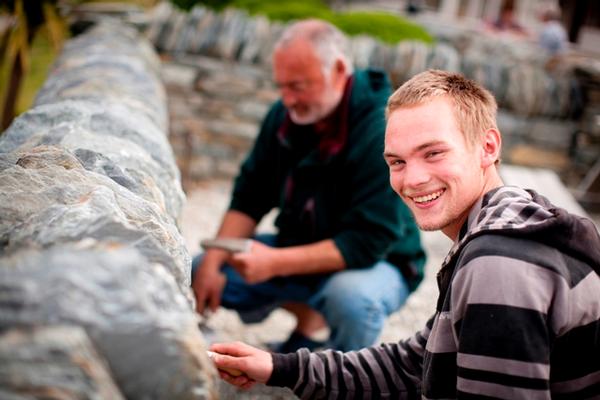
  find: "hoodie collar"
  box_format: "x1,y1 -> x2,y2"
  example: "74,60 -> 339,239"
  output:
444,186 -> 600,273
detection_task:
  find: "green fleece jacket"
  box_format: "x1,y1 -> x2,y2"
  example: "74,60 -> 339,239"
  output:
229,69 -> 425,290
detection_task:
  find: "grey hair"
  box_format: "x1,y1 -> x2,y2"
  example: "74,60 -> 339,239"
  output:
274,19 -> 354,75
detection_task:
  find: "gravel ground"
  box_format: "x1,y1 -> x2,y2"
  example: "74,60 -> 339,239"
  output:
180,179 -> 451,346
180,179 -> 452,398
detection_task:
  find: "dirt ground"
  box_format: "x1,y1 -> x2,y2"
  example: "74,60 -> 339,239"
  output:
179,179 -> 451,348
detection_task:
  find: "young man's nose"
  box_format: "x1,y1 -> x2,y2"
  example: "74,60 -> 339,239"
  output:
402,162 -> 431,189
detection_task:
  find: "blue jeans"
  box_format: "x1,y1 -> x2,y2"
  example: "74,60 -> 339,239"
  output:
192,234 -> 410,351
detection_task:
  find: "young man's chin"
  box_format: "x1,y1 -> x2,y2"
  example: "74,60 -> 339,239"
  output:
416,222 -> 443,232
413,214 -> 447,233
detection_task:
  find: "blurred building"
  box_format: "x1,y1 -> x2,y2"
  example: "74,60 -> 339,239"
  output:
422,0 -> 599,53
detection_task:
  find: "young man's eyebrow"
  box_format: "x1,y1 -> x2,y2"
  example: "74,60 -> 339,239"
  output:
415,140 -> 446,152
383,140 -> 447,158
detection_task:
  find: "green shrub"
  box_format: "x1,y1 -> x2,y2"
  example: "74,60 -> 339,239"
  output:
17,33 -> 57,114
0,27 -> 58,117
332,11 -> 433,44
172,0 -> 433,44
244,2 -> 334,22
231,0 -> 327,14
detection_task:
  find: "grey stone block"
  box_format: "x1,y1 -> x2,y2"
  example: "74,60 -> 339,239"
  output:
0,18 -> 218,400
0,145 -> 191,296
0,99 -> 184,221
0,326 -> 125,400
0,244 -> 218,400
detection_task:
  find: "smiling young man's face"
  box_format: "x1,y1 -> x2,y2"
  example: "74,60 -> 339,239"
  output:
384,96 -> 491,240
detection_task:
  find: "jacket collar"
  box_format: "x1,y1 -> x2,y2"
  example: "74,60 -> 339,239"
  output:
276,75 -> 354,162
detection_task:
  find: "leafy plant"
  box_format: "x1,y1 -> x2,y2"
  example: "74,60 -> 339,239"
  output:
0,0 -> 66,131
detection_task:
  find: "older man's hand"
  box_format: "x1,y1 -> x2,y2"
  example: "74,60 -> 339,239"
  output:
228,240 -> 279,284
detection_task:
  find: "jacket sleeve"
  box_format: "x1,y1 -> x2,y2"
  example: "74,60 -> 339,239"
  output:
450,236 -> 554,398
229,103 -> 284,222
332,111 -> 416,269
268,316 -> 433,399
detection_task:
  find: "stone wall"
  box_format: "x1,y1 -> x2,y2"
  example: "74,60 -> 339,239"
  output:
147,2 -> 590,187
165,54 -> 279,184
146,2 -> 581,119
0,21 -> 218,399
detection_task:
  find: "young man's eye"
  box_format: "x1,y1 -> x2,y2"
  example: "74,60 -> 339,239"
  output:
426,150 -> 443,158
388,159 -> 405,169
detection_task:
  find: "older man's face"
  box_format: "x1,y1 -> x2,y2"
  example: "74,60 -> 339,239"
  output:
273,39 -> 345,125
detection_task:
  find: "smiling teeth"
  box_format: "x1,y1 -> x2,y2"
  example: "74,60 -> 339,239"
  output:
413,190 -> 444,203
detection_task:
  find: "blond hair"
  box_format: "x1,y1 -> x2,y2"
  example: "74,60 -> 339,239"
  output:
386,70 -> 498,146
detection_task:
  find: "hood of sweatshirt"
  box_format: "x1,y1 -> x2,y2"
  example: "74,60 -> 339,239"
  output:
444,185 -> 600,276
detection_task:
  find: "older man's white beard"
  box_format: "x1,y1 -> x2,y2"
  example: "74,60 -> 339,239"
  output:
288,107 -> 322,125
288,84 -> 344,125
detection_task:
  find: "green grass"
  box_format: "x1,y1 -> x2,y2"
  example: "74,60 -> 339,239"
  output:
238,1 -> 333,22
331,11 -> 433,44
174,0 -> 433,44
1,0 -> 156,122
18,32 -> 58,114
73,0 -> 159,6
0,30 -> 58,117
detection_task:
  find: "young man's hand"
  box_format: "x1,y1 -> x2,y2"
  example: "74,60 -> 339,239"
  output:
208,342 -> 274,390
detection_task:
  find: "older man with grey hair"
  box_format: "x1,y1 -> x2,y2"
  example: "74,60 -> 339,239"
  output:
191,19 -> 425,353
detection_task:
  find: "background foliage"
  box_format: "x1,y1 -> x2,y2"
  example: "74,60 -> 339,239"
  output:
171,0 -> 434,44
0,0 -> 156,128
0,0 -> 65,130
0,0 -> 432,129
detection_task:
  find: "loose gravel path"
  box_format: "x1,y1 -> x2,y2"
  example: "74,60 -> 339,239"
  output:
180,179 -> 452,347
180,179 -> 452,398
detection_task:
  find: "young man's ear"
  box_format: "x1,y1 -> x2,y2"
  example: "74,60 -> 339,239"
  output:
480,128 -> 502,167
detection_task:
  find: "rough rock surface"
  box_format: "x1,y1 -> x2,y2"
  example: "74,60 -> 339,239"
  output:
0,20 -> 217,399
0,145 -> 191,293
0,326 -> 125,400
0,244 -> 217,400
1,20 -> 183,221
0,98 -> 182,219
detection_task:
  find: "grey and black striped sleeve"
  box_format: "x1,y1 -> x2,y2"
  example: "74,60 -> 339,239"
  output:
451,235 -> 562,398
269,317 -> 432,399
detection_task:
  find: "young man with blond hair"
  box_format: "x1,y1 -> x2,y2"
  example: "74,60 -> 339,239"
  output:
208,69 -> 600,399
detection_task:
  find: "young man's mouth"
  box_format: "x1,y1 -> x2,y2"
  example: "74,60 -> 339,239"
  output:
408,189 -> 445,205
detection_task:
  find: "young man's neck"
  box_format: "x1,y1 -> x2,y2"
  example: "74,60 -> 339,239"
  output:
443,171 -> 504,242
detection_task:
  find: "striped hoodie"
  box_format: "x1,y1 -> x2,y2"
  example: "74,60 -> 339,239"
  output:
268,186 -> 600,399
